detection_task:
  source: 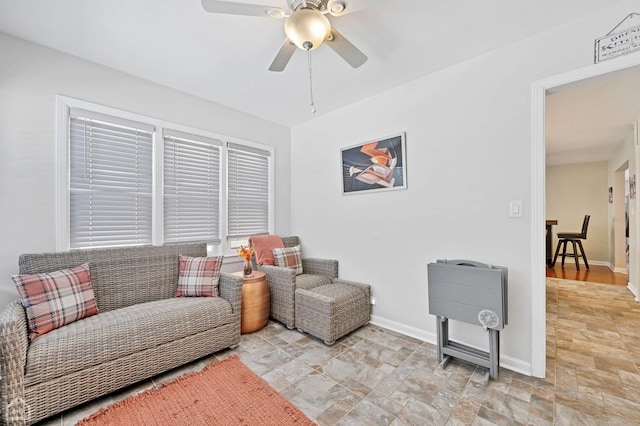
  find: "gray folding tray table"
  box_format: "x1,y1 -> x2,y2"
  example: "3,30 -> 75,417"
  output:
427,259 -> 508,385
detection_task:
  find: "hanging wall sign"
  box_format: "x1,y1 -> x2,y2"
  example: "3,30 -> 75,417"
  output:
595,23 -> 640,63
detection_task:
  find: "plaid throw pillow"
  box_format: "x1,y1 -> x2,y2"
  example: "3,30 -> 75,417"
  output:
176,255 -> 223,297
272,245 -> 303,275
12,263 -> 99,340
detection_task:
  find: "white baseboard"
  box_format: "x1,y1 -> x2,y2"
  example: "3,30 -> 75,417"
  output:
500,354 -> 532,376
573,261 -> 626,274
369,315 -> 532,376
627,282 -> 639,301
370,315 -> 436,343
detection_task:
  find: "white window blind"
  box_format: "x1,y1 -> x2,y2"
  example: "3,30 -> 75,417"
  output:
163,129 -> 222,244
227,143 -> 270,239
69,109 -> 154,249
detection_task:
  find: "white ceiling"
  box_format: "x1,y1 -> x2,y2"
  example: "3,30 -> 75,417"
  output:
546,67 -> 640,165
0,0 -> 629,127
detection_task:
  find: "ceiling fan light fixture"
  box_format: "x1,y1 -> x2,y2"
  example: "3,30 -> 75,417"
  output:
284,8 -> 331,50
265,8 -> 285,18
328,1 -> 346,15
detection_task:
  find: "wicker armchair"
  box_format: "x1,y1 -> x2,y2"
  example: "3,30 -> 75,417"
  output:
256,236 -> 338,329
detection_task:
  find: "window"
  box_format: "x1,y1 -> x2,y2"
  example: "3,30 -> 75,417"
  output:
163,129 -> 221,244
57,96 -> 274,254
69,109 -> 154,249
227,143 -> 271,242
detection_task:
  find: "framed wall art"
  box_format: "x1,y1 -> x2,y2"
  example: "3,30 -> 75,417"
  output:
341,132 -> 407,195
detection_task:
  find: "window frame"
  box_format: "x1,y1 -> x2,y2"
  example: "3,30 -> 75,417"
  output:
68,108 -> 155,249
226,142 -> 273,248
55,95 -> 274,256
162,129 -> 223,245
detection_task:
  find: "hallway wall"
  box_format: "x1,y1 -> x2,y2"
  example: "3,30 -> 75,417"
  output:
546,161 -> 609,264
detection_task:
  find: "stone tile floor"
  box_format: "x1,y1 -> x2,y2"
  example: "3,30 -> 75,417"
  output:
40,278 -> 640,425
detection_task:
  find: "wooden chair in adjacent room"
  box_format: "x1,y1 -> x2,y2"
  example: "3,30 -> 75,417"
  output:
552,214 -> 590,270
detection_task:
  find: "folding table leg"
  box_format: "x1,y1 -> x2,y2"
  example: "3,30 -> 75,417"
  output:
488,329 -> 499,380
436,316 -> 451,369
436,316 -> 448,362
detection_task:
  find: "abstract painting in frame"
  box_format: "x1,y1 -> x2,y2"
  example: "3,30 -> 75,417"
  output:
341,132 -> 407,195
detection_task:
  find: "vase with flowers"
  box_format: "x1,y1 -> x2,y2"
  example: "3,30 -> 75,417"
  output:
238,245 -> 254,278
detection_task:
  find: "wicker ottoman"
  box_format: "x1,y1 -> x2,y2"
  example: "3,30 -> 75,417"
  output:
294,279 -> 371,345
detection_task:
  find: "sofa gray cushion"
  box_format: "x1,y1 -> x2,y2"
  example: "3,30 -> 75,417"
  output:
24,297 -> 232,385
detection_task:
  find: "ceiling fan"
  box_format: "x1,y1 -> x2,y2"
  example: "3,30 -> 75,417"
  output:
201,0 -> 369,72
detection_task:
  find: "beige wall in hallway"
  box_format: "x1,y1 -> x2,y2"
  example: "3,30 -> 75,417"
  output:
546,161 -> 609,264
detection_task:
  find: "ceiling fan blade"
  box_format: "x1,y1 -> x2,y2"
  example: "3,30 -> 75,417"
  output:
201,0 -> 284,18
325,28 -> 367,68
269,39 -> 297,71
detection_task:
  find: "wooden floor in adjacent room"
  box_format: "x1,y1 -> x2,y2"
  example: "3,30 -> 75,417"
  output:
546,263 -> 629,286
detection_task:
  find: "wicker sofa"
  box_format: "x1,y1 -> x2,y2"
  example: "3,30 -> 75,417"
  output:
0,243 -> 242,425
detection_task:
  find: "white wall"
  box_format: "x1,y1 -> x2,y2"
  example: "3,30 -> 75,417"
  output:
631,119 -> 640,298
0,33 -> 291,307
290,1 -> 637,374
546,161 -> 609,263
608,132 -> 635,272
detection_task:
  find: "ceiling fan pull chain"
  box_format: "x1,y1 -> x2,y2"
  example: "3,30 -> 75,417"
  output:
307,48 -> 316,113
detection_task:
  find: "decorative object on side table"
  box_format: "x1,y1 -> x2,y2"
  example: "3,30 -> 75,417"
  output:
237,245 -> 254,277
232,271 -> 270,334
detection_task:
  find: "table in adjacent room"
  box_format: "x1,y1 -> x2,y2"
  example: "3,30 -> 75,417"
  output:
546,220 -> 558,267
232,270 -> 270,334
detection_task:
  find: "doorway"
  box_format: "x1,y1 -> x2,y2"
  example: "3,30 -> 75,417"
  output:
615,164 -> 630,276
531,54 -> 640,378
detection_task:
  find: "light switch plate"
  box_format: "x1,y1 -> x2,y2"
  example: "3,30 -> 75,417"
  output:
509,200 -> 523,218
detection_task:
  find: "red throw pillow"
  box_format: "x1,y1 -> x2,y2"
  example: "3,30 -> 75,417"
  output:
249,235 -> 284,266
12,263 -> 99,340
272,245 -> 303,275
176,255 -> 223,297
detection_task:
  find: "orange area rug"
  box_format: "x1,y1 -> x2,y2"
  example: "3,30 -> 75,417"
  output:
77,355 -> 315,425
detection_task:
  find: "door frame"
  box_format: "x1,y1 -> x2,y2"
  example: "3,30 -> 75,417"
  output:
531,53 -> 640,378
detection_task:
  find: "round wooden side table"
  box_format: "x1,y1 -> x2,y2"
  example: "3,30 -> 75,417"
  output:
232,271 -> 270,334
